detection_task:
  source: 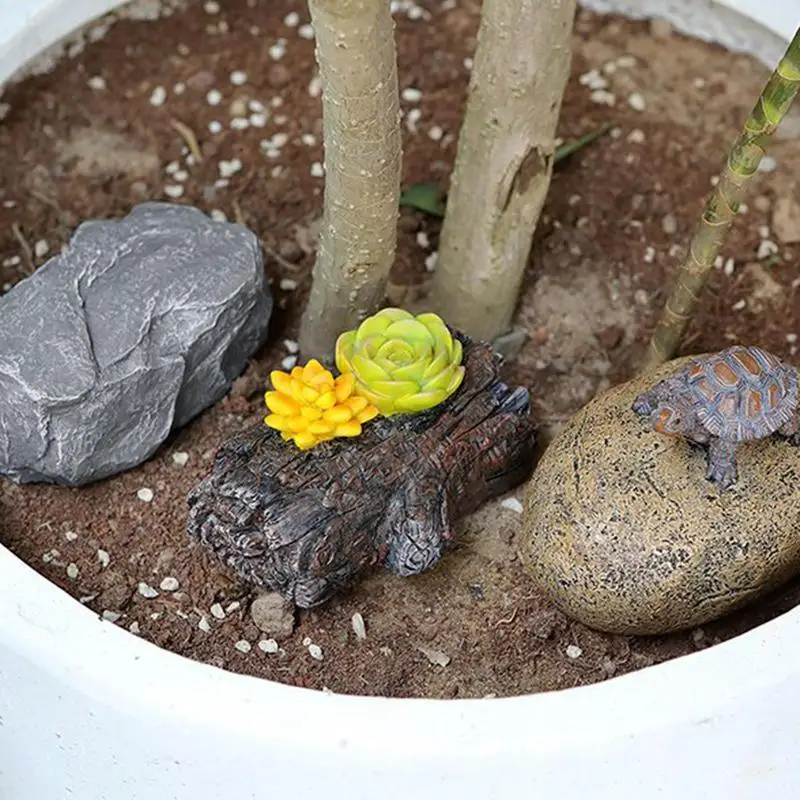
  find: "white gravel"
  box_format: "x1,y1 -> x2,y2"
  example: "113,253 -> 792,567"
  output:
136,487 -> 154,502
160,576 -> 180,592
138,582 -> 159,599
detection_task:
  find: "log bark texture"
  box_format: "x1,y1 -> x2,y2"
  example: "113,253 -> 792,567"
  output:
298,0 -> 402,363
187,339 -> 536,608
428,0 -> 576,342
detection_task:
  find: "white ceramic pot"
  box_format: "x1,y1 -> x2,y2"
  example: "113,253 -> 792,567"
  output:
1,2 -> 799,798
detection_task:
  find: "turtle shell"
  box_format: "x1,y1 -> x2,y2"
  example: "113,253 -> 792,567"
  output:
682,345 -> 797,441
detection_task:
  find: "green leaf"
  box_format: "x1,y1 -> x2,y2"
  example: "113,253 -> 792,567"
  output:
554,123 -> 614,163
399,182 -> 446,217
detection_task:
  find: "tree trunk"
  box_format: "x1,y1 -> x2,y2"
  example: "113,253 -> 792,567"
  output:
298,0 -> 402,363
427,0 -> 576,342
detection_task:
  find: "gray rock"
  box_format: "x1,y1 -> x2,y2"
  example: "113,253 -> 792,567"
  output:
0,202 -> 271,485
250,592 -> 296,638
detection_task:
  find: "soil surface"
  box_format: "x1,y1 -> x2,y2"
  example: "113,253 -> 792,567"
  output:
2,0 -> 800,699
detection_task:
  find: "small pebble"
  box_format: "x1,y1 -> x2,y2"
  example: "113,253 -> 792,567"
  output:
401,87 -> 423,103
206,88 -> 223,106
416,231 -> 430,249
732,299 -> 746,311
230,70 -> 248,85
284,11 -> 300,26
280,277 -> 298,291
173,82 -> 186,95
723,258 -> 735,276
661,213 -> 677,235
137,487 -> 154,502
164,185 -> 184,199
210,602 -> 226,620
281,355 -> 298,370
204,0 -> 220,11
300,133 -> 316,146
173,170 -> 189,182
198,615 -> 211,632
66,563 -> 79,580
219,158 -> 242,178
405,107 -> 422,132
208,120 -> 223,134
787,333 -> 798,344
308,643 -> 324,661
757,239 -> 779,260
501,497 -> 523,514
34,240 -> 49,259
590,89 -> 616,106
310,162 -> 324,178
226,601 -> 241,614
138,582 -> 159,599
416,644 -> 450,667
42,549 -> 60,564
230,117 -> 250,131
424,252 -> 438,272
102,610 -> 121,622
209,209 -> 227,222
160,576 -> 180,592
628,92 -> 646,111
565,644 -> 583,659
269,41 -> 286,60
64,530 -> 78,542
351,612 -> 367,640
258,638 -> 279,653
758,155 -> 777,173
298,24 -> 314,39
97,549 -> 110,568
172,451 -> 190,467
627,128 -> 645,144
428,125 -> 444,142
129,621 -> 141,635
149,86 -> 167,107
87,75 -> 106,90
283,339 -> 300,354
234,640 -> 252,654
249,112 -> 268,127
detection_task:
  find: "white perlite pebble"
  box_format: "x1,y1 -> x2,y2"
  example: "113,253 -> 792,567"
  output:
66,563 -> 79,579
164,185 -> 184,199
758,155 -> 777,173
230,70 -> 247,85
501,497 -> 523,514
208,120 -> 223,134
231,117 -> 250,131
269,41 -> 286,60
424,252 -> 438,272
64,530 -> 78,541
206,89 -> 222,106
757,239 -> 779,259
97,549 -> 110,568
219,158 -> 242,178
249,112 -> 267,127
210,602 -> 226,620
428,125 -> 443,142
310,162 -> 324,178
198,615 -> 211,632
234,640 -> 252,653
281,355 -> 298,370
280,278 -> 298,291
129,621 -> 141,634
628,92 -> 646,111
284,11 -> 300,26
590,90 -> 615,106
351,612 -> 367,640
150,86 -> 167,107
298,24 -> 314,39
137,487 -> 154,502
172,451 -> 189,467
401,86 -> 422,103
209,209 -> 227,222
160,576 -> 180,592
258,638 -> 279,653
88,76 -> 106,90
565,644 -> 583,659
308,643 -> 324,661
283,339 -> 299,354
34,240 -> 49,258
204,0 -> 220,12
102,610 -> 121,622
138,582 -> 159,599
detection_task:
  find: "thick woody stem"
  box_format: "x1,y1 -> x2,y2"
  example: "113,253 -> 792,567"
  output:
299,0 -> 402,362
427,0 -> 576,342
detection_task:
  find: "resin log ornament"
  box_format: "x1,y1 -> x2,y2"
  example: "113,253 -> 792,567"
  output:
187,337 -> 536,607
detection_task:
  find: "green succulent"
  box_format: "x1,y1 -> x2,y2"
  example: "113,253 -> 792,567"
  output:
335,308 -> 466,416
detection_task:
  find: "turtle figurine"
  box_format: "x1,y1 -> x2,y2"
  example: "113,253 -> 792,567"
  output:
632,345 -> 800,490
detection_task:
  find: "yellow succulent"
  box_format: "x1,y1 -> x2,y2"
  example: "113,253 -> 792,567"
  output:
264,358 -> 379,451
335,307 -> 465,416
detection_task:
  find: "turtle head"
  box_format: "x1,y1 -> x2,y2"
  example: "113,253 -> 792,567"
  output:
632,384 -> 688,436
651,403 -> 686,435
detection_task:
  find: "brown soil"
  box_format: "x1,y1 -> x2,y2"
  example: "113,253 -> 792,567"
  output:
2,0 -> 800,699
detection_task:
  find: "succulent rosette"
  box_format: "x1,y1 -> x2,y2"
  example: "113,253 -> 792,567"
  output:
264,358 -> 379,450
335,308 -> 465,416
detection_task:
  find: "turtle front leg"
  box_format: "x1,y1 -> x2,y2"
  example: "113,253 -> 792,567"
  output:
777,413 -> 800,446
706,437 -> 738,490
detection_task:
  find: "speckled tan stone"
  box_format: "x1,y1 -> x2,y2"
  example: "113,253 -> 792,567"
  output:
521,357 -> 800,635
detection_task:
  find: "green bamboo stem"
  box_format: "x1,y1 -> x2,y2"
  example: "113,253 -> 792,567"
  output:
643,26 -> 800,373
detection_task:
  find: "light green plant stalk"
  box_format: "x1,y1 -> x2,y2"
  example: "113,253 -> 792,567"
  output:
644,26 -> 800,372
